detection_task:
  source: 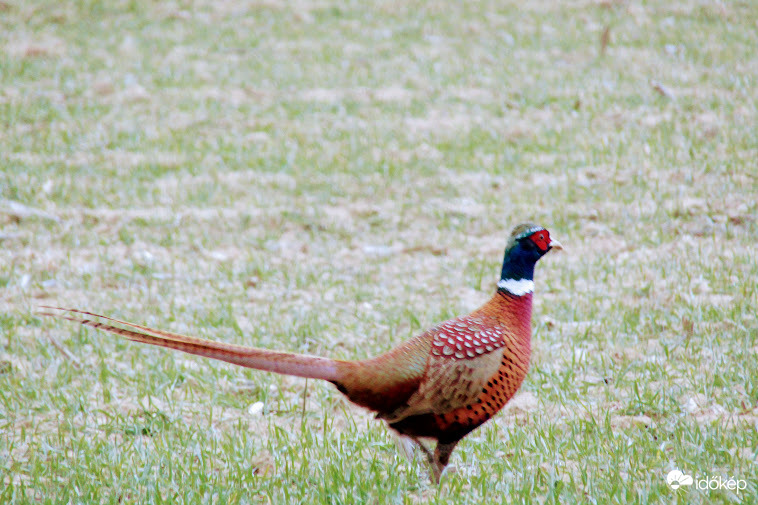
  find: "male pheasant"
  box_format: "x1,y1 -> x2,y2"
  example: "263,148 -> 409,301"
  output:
42,223 -> 561,482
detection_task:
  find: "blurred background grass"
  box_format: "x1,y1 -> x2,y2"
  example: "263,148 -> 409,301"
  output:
1,0 -> 756,503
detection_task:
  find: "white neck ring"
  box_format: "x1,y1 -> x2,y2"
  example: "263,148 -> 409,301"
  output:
497,278 -> 534,296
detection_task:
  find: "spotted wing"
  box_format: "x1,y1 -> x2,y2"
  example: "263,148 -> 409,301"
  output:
380,317 -> 506,422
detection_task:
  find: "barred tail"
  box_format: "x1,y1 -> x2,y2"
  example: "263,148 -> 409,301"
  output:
39,307 -> 343,382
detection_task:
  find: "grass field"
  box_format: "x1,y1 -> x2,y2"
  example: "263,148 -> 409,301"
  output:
1,0 -> 757,503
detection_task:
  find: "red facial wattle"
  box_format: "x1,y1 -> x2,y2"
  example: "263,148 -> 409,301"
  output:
529,231 -> 551,252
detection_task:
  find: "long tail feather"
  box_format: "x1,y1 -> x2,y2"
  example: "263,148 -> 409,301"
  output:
39,307 -> 343,382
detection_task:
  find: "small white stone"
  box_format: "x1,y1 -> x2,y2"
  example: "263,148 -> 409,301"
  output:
247,401 -> 264,416
683,397 -> 699,413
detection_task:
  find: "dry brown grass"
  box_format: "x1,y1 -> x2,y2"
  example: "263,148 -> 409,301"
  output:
1,0 -> 757,503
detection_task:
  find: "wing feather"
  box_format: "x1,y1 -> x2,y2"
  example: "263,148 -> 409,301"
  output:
380,317 -> 506,422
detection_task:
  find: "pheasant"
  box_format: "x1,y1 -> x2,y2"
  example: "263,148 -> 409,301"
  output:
41,223 -> 561,482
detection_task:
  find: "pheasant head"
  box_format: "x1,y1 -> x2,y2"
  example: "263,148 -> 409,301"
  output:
497,223 -> 562,296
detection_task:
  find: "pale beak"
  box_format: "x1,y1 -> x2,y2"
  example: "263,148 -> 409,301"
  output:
549,239 -> 563,251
